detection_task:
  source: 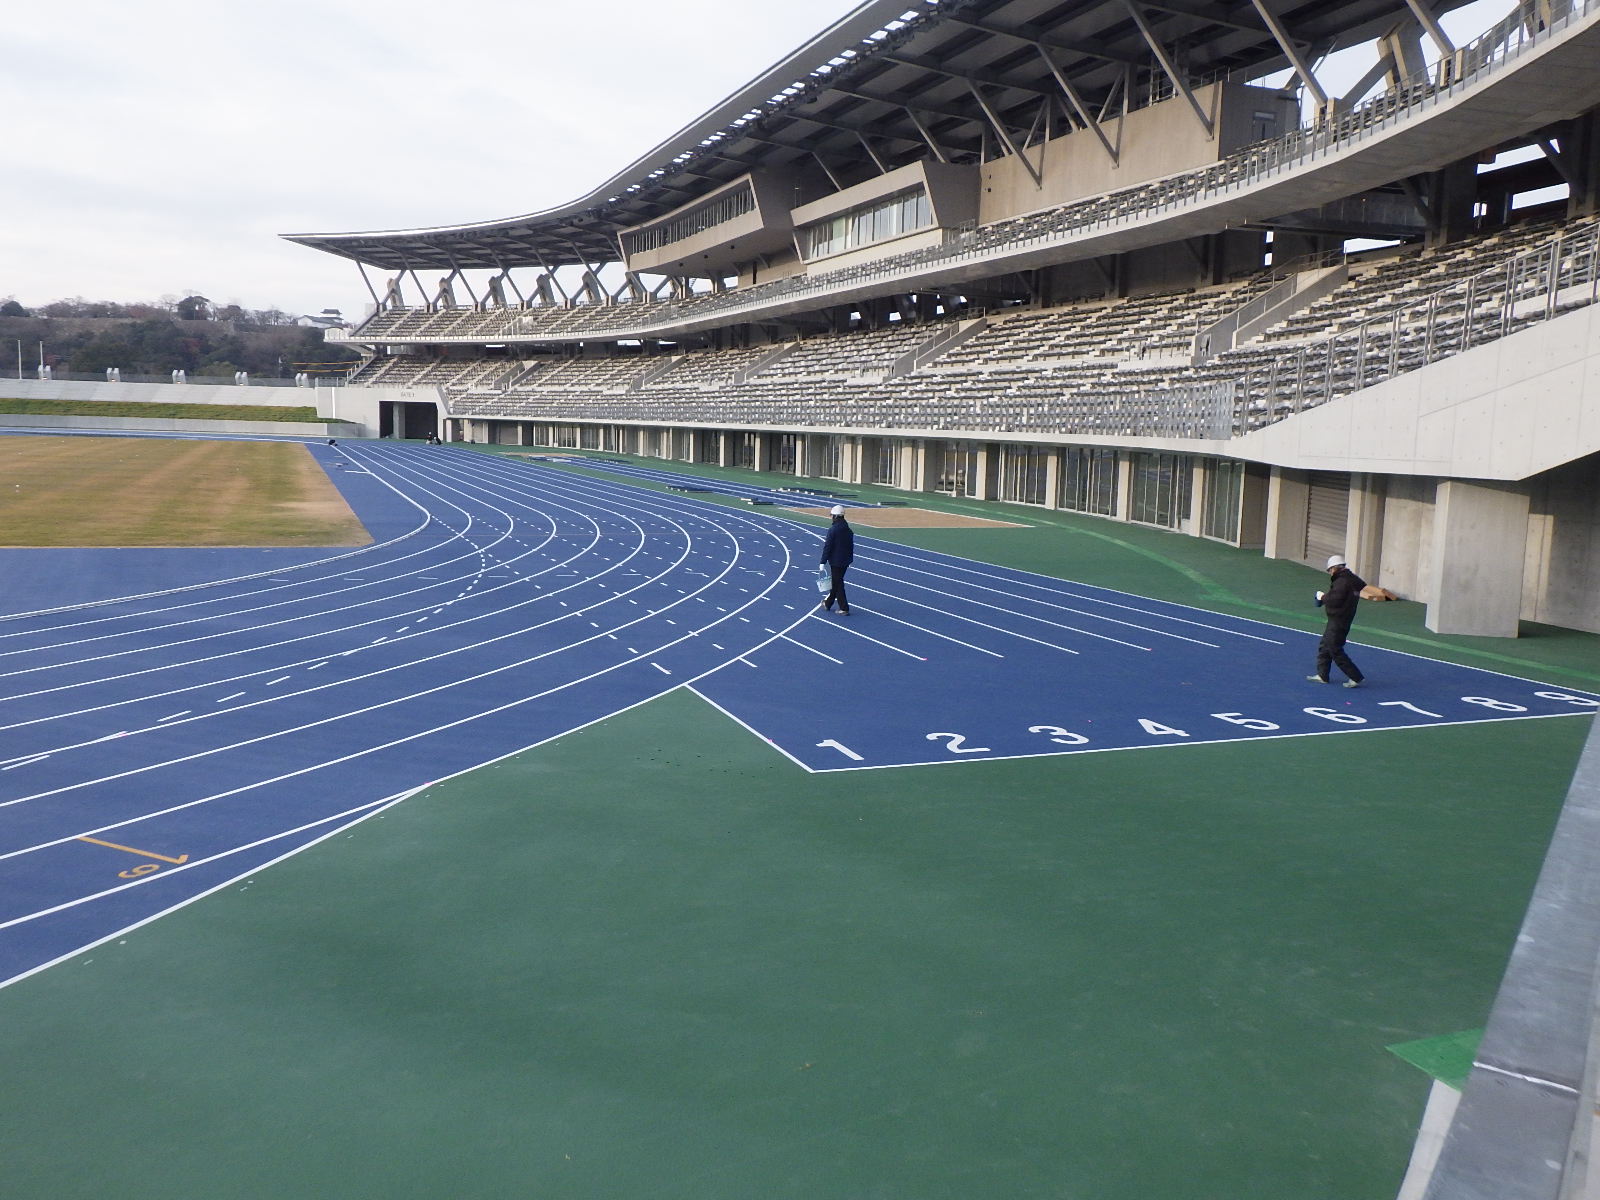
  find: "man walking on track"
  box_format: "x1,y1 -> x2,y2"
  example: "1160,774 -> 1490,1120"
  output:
1308,552 -> 1366,688
819,504 -> 854,615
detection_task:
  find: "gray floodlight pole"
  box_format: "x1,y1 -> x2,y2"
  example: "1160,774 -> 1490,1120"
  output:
1121,0 -> 1215,136
1248,0 -> 1329,108
15,339 -> 21,380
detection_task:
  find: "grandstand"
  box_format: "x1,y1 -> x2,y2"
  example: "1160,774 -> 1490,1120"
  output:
290,3 -> 1600,1195
283,0 -> 1600,651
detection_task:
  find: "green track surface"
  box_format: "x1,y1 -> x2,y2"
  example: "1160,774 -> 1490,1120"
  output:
5,450 -> 1595,1199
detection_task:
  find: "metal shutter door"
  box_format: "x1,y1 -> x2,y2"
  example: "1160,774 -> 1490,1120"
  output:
1304,472 -> 1350,564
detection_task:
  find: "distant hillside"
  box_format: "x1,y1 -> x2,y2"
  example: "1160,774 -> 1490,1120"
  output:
0,295 -> 360,380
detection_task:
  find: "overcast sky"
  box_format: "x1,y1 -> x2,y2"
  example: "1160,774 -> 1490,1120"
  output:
4,0 -> 1508,319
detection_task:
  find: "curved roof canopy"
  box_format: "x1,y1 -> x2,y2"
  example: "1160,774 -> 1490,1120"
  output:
283,0 -> 1483,272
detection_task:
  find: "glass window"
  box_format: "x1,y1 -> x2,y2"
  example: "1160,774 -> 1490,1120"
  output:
799,188 -> 934,260
1129,453 -> 1192,528
1061,447 -> 1118,516
1201,459 -> 1244,542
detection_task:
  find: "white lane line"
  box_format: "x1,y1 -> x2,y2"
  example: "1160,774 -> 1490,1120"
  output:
2,754 -> 49,771
0,796 -> 397,939
820,620 -> 929,661
870,546 -> 1285,645
158,711 -> 191,722
858,608 -> 1005,659
265,677 -> 291,687
0,545 -> 797,815
779,636 -> 843,665
215,693 -> 246,704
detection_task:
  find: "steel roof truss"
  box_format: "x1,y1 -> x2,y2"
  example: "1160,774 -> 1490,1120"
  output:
1249,0 -> 1328,107
944,15 -> 1141,68
812,149 -> 846,191
1035,42 -> 1120,164
1138,0 -> 1267,36
1402,0 -> 1456,54
966,79 -> 1043,186
883,49 -> 1058,102
856,128 -> 891,174
1121,0 -> 1216,137
903,106 -> 952,163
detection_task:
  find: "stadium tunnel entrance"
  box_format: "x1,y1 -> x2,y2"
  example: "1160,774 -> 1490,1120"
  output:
379,400 -> 439,441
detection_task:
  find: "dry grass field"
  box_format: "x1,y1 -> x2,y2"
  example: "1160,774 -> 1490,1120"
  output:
0,436 -> 370,547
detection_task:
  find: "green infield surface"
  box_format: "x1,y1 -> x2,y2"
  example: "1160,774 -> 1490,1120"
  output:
4,447 -> 1596,1200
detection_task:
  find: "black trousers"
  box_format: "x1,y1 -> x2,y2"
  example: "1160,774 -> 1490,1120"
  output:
823,564 -> 849,612
1316,619 -> 1363,682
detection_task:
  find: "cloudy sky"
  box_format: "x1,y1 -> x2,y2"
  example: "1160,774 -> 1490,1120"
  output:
3,0 -> 863,318
4,0 -> 1508,320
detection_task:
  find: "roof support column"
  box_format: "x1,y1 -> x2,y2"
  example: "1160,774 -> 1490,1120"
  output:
1034,44 -> 1119,164
965,80 -> 1043,186
444,254 -> 479,307
1120,0 -> 1214,137
856,130 -> 889,175
355,261 -> 383,313
1402,0 -> 1456,55
1247,0 -> 1328,109
811,150 -> 845,191
902,107 -> 951,163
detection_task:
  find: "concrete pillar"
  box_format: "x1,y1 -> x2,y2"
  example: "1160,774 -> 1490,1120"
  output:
1264,467 -> 1310,561
1346,473 -> 1388,583
718,431 -> 734,468
1567,111 -> 1600,218
1113,453 -> 1133,522
1239,465 -> 1269,549
898,441 -> 919,492
1043,449 -> 1062,510
912,440 -> 939,493
974,443 -> 1000,501
857,437 -> 875,486
1186,458 -> 1206,534
1424,480 -> 1530,637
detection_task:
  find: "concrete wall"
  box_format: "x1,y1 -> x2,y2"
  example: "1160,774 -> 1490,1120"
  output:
0,377 -> 445,439
1527,454 -> 1600,631
976,83 -> 1296,226
1,378 -> 316,407
0,414 -> 343,437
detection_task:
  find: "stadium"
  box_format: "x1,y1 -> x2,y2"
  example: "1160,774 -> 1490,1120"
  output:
4,0 -> 1600,1197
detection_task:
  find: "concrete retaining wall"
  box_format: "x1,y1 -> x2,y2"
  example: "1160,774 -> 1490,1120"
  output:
0,414 -> 347,437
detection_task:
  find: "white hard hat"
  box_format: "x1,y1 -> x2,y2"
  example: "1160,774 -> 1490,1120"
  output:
1326,553 -> 1346,569
830,505 -> 845,516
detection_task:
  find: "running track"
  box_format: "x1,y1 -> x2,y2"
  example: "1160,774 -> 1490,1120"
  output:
1,435 -> 1595,988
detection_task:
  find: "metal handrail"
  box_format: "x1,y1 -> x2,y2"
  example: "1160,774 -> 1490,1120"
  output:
1223,220 -> 1600,431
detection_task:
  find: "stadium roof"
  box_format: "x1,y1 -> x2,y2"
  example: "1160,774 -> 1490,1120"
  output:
283,0 -> 1486,273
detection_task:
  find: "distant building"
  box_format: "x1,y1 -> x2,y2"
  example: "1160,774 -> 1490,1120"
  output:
295,308 -> 347,330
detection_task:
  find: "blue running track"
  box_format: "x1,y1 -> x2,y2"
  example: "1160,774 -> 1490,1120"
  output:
1,435 -> 1595,989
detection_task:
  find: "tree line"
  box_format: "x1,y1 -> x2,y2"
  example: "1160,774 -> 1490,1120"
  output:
0,293 -> 360,379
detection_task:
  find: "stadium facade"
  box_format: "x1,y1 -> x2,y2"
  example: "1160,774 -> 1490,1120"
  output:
286,0 -> 1600,643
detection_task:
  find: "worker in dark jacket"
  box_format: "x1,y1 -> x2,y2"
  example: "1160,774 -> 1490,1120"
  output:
819,505 -> 854,615
1308,553 -> 1366,688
